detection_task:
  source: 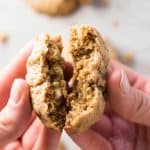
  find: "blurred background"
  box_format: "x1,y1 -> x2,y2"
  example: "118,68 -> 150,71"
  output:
0,0 -> 150,149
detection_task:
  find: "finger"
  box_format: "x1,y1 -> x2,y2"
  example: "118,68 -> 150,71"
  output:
109,116 -> 136,150
91,115 -> 113,138
4,42 -> 33,78
17,112 -> 36,142
0,42 -> 33,109
2,141 -> 21,150
33,126 -> 61,150
25,111 -> 36,130
64,62 -> 73,81
70,129 -> 112,150
143,80 -> 150,94
0,79 -> 32,147
108,69 -> 150,126
135,127 -> 147,150
104,101 -> 113,114
146,128 -> 150,149
111,60 -> 147,88
22,118 -> 42,150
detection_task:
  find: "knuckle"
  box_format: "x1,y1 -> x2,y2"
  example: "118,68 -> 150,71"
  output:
0,116 -> 16,147
0,116 -> 15,134
128,91 -> 150,122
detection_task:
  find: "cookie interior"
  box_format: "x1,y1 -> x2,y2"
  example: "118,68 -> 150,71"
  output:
44,37 -> 67,130
65,25 -> 109,133
26,34 -> 68,131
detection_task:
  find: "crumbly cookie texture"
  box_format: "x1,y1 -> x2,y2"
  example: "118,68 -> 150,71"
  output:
26,33 -> 67,131
65,25 -> 109,133
27,0 -> 78,16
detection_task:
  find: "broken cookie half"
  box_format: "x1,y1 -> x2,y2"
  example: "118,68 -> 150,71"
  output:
26,25 -> 109,134
65,25 -> 109,133
26,34 -> 68,131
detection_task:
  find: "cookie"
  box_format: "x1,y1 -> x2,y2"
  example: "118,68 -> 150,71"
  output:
65,25 -> 109,133
0,33 -> 8,44
79,0 -> 92,5
26,33 -> 67,131
27,0 -> 78,16
26,26 -> 109,133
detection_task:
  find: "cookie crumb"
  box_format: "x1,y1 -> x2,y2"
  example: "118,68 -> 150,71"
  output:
104,38 -> 120,60
57,143 -> 66,150
79,0 -> 92,5
111,19 -> 119,28
122,51 -> 134,65
104,38 -> 134,65
100,0 -> 109,7
0,33 -> 8,44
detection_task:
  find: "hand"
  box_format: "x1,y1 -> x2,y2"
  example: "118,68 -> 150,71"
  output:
69,60 -> 150,150
0,43 -> 61,150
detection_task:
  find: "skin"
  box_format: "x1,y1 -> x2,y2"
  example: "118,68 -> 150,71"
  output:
70,60 -> 150,150
0,43 -> 72,150
0,42 -> 150,149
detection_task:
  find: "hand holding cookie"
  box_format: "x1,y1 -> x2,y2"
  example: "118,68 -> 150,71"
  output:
70,60 -> 150,150
0,43 -> 61,149
26,25 -> 109,134
1,25 -> 150,150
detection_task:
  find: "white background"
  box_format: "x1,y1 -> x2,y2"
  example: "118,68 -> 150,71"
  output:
0,0 -> 150,149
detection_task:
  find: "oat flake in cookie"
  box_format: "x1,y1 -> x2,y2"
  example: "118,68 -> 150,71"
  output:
65,25 -> 109,133
26,34 -> 67,131
27,0 -> 78,16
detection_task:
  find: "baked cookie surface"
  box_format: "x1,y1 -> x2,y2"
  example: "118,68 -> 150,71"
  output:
26,34 -> 67,131
27,0 -> 78,16
65,25 -> 109,133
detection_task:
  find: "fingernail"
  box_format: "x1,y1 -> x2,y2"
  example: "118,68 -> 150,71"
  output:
120,70 -> 130,94
10,79 -> 23,104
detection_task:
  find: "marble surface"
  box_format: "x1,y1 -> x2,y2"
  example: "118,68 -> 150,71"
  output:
0,0 -> 150,149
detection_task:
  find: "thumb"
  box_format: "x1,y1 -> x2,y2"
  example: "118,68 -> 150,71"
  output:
108,70 -> 150,126
0,79 -> 32,147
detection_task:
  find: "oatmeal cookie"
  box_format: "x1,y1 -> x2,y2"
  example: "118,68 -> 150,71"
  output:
27,0 -> 78,16
65,25 -> 109,133
26,33 -> 67,131
79,0 -> 92,5
26,26 -> 109,133
0,33 -> 8,44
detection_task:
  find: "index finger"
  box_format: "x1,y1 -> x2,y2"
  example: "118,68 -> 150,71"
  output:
110,60 -> 147,89
0,42 -> 33,109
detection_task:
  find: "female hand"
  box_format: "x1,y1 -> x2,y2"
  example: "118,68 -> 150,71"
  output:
69,60 -> 150,150
0,43 -> 60,150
